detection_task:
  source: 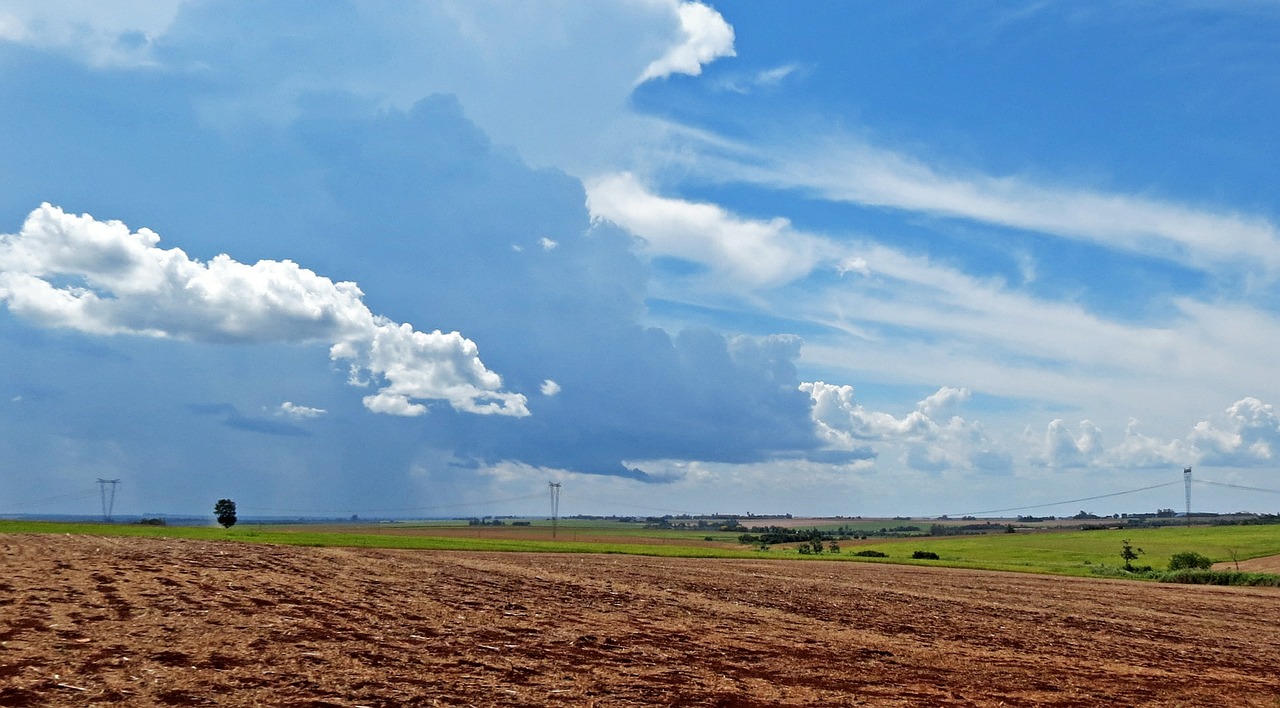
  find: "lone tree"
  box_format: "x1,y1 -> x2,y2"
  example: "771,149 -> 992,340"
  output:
1120,538 -> 1144,571
214,499 -> 237,528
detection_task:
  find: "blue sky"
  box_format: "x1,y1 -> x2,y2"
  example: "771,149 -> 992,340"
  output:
2,1 -> 1279,519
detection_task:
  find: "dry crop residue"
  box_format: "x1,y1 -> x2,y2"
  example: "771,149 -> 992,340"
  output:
2,534 -> 1279,706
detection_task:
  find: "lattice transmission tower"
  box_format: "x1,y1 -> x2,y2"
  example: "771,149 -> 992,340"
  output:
97,478 -> 120,522
1184,467 -> 1192,526
548,481 -> 561,540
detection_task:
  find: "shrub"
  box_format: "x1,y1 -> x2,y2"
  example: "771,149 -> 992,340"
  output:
1167,551 -> 1213,571
912,550 -> 940,560
853,550 -> 887,558
1156,570 -> 1280,587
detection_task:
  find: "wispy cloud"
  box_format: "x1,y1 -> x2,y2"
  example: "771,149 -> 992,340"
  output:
0,204 -> 528,417
278,401 -> 326,419
716,63 -> 802,94
188,403 -> 311,437
711,137 -> 1280,276
585,172 -> 838,288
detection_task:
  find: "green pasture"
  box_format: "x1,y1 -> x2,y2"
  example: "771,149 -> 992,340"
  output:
0,520 -> 757,558
280,518 -> 746,542
1,519 -> 1276,579
845,525 -> 1280,576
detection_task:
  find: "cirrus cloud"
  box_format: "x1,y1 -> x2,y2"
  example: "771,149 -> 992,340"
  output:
585,171 -> 839,288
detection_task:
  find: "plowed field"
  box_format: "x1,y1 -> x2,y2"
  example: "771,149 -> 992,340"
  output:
3,534 -> 1279,706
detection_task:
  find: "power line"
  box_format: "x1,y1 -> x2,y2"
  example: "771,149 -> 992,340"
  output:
240,492 -> 548,516
1194,479 -> 1280,495
937,480 -> 1184,518
570,496 -> 697,516
0,487 -> 101,513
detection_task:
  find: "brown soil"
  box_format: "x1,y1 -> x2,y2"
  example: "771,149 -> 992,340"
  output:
3,534 -> 1279,707
1215,552 -> 1280,574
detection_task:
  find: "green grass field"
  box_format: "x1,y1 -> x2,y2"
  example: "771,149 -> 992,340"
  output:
844,525 -> 1280,576
0,520 -> 760,558
2,519 -> 1277,579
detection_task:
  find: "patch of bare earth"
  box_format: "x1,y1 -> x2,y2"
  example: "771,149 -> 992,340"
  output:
2,535 -> 1279,706
1215,552 -> 1280,574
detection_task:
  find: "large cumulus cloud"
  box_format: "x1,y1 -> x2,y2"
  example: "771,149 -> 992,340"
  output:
0,203 -> 528,418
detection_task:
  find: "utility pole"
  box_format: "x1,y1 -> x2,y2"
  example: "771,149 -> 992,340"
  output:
548,481 -> 561,540
1183,467 -> 1192,526
97,478 -> 120,522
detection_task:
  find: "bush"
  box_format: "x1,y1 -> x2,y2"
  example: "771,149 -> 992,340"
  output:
1156,570 -> 1280,587
853,550 -> 887,557
1167,551 -> 1213,571
912,550 -> 940,560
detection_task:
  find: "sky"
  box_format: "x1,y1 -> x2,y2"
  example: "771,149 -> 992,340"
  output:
2,1 -> 1279,520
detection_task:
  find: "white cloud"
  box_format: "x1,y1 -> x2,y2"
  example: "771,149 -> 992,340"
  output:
711,137 -> 1280,276
0,0 -> 182,67
1188,397 -> 1280,466
585,172 -> 838,288
797,240 -> 1225,410
1039,419 -> 1104,468
540,379 -> 561,396
637,1 -> 735,84
717,63 -> 801,94
0,13 -> 26,42
1033,397 -> 1280,470
0,204 -> 528,418
278,401 -> 326,419
803,381 -> 965,444
1107,418 -> 1191,468
836,256 -> 869,276
918,386 -> 971,418
802,381 -> 1006,474
539,237 -> 558,251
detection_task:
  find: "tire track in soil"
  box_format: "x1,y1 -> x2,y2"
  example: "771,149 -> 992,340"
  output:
1,534 -> 1279,706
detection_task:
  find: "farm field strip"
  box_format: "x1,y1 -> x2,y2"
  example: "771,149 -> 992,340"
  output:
2,534 -> 1279,706
2,519 -> 1278,578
